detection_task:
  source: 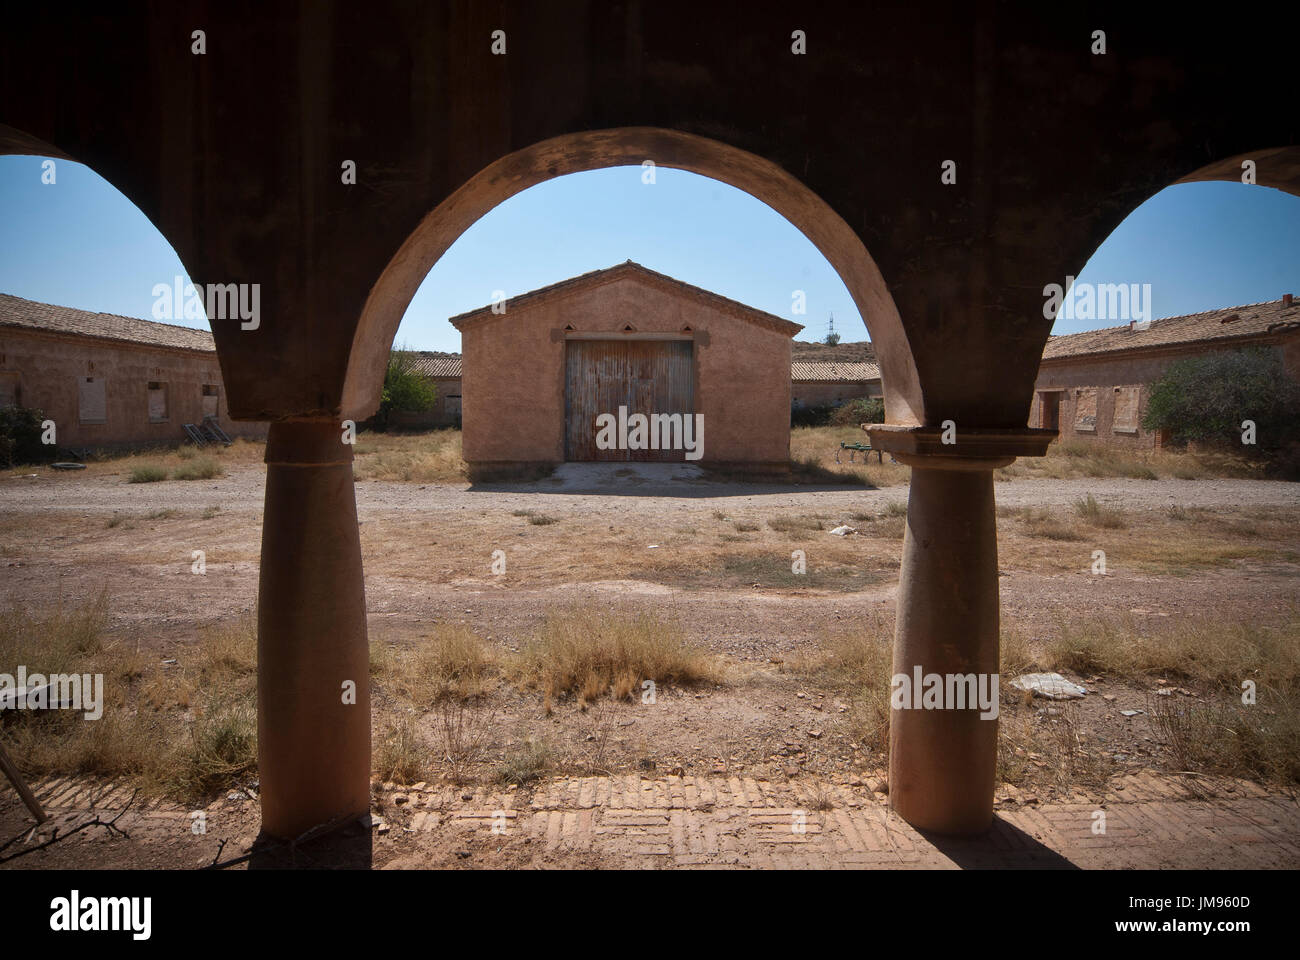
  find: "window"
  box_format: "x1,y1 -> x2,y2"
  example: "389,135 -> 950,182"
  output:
201,383 -> 219,418
0,372 -> 19,408
147,381 -> 169,422
1112,385 -> 1140,434
78,377 -> 106,424
1073,387 -> 1097,432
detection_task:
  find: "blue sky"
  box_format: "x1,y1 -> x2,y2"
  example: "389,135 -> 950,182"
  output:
1,155 -> 1297,353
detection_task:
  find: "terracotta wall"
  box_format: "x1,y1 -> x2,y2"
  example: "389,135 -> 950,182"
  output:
792,381 -> 882,409
458,275 -> 794,465
1029,336 -> 1298,450
0,328 -> 267,449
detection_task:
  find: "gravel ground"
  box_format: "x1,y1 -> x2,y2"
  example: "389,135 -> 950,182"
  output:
3,464 -> 1298,518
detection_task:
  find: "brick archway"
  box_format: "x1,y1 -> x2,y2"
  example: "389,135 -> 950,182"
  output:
343,127 -> 923,427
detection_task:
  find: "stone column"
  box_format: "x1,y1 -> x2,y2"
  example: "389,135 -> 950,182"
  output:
866,425 -> 1053,835
257,418 -> 370,839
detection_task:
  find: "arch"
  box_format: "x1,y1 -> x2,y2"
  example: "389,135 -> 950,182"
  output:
343,127 -> 922,426
1175,146 -> 1300,196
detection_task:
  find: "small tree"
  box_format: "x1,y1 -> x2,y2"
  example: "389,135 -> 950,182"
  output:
0,405 -> 55,467
824,331 -> 841,346
377,348 -> 438,429
1142,346 -> 1300,452
830,396 -> 885,426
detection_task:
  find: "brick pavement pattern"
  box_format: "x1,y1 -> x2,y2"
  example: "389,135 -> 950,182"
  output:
10,770 -> 1299,868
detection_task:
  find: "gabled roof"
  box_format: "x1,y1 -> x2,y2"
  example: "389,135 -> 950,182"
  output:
791,360 -> 880,382
409,351 -> 461,378
791,340 -> 876,363
0,292 -> 216,353
1043,297 -> 1300,361
449,261 -> 804,337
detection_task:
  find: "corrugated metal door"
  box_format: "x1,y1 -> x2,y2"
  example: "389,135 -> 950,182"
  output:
565,340 -> 694,461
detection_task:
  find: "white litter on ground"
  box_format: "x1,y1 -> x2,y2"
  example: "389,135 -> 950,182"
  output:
1009,672 -> 1088,700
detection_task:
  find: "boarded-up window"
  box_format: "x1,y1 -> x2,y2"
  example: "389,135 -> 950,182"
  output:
201,384 -> 219,418
1074,387 -> 1097,432
147,381 -> 169,422
0,372 -> 19,407
78,377 -> 106,424
1112,385 -> 1140,433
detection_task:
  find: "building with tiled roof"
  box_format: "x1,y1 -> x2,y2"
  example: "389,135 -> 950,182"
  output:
387,351 -> 463,428
0,293 -> 265,451
0,292 -> 217,353
790,360 -> 882,411
450,262 -> 802,466
1032,295 -> 1300,450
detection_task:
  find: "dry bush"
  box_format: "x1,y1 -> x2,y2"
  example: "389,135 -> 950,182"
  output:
173,456 -> 224,481
997,700 -> 1110,793
0,591 -> 109,675
128,464 -> 168,483
791,621 -> 894,756
374,711 -> 431,784
1149,687 -> 1300,786
1044,612 -> 1300,688
767,514 -> 825,533
1074,494 -> 1127,528
516,605 -> 720,706
0,598 -> 260,799
496,738 -> 553,785
434,698 -> 492,783
863,515 -> 906,539
371,625 -> 498,705
1014,505 -> 1085,541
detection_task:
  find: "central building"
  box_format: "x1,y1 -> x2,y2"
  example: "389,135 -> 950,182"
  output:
451,262 -> 803,470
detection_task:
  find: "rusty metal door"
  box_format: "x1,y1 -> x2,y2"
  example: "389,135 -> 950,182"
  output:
565,340 -> 694,461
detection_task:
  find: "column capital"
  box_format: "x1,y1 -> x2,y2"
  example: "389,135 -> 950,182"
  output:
864,423 -> 1056,469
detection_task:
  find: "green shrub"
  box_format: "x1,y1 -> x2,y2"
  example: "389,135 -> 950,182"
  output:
0,405 -> 56,467
377,347 -> 438,429
830,396 -> 885,426
1143,346 -> 1300,452
791,404 -> 834,427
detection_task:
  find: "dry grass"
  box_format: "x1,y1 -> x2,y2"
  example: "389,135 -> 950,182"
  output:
787,425 -> 910,487
1013,506 -> 1085,541
1074,494 -> 1127,528
496,738 -> 553,785
997,700 -> 1112,792
173,456 -> 225,481
517,605 -> 721,706
373,711 -> 431,785
790,619 -> 894,755
767,513 -> 824,533
0,599 -> 259,800
128,464 -> 169,483
370,625 -> 497,706
1040,612 -> 1300,689
0,437 -> 265,482
1149,688 -> 1300,785
351,429 -> 466,483
995,439 -> 1262,482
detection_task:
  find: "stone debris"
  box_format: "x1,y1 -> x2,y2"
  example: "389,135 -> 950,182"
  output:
828,525 -> 857,536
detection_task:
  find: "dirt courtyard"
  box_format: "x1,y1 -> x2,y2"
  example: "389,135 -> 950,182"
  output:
2,453 -> 1298,869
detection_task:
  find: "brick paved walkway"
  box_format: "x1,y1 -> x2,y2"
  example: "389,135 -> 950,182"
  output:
7,770 -> 1299,868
